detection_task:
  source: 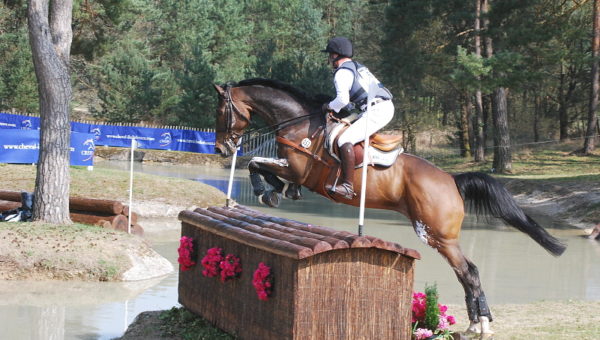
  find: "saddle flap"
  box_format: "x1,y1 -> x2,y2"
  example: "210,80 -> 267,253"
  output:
354,142 -> 403,168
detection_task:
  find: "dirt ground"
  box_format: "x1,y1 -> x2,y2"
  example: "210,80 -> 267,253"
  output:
0,222 -> 173,281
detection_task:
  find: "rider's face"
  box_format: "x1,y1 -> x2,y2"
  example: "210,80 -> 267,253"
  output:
327,53 -> 339,69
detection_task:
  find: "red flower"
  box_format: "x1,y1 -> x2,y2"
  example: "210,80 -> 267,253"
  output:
252,262 -> 273,301
177,236 -> 195,271
201,247 -> 223,277
219,254 -> 242,282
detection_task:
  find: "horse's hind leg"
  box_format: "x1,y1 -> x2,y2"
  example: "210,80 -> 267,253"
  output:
433,238 -> 493,335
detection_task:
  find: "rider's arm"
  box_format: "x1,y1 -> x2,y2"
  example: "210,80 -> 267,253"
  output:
327,68 -> 354,113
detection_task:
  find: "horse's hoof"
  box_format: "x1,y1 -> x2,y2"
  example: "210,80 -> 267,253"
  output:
284,183 -> 303,200
259,190 -> 280,208
466,316 -> 494,336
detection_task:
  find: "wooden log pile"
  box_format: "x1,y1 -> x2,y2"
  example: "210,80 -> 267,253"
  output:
179,205 -> 421,340
0,190 -> 143,235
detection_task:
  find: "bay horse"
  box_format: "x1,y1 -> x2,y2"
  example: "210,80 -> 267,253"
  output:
212,78 -> 566,335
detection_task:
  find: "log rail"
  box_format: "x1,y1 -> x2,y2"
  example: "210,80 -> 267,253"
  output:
179,205 -> 420,260
0,190 -> 142,235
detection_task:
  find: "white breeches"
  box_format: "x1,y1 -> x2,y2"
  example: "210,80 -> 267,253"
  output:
337,100 -> 394,147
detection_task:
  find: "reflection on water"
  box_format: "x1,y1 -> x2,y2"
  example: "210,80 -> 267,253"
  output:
1,161 -> 599,339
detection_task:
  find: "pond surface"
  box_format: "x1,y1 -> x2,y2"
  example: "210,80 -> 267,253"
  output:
1,161 -> 598,339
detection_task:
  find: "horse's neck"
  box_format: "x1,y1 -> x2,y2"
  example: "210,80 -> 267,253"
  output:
245,88 -> 308,126
255,103 -> 307,128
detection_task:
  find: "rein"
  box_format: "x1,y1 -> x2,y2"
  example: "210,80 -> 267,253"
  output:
237,112 -> 320,147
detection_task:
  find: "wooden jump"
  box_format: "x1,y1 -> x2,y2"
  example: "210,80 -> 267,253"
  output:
178,205 -> 420,340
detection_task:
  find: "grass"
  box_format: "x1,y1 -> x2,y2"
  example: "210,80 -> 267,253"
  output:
0,163 -> 226,208
449,301 -> 600,339
431,142 -> 600,179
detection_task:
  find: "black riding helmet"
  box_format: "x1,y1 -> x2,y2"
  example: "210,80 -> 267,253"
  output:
321,37 -> 353,58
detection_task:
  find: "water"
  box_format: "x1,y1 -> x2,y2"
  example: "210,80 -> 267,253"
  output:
1,161 -> 598,339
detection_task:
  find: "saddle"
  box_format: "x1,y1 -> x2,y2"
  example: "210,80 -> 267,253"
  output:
326,122 -> 404,168
274,120 -> 404,201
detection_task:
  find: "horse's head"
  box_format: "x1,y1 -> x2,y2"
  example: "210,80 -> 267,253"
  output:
213,84 -> 251,157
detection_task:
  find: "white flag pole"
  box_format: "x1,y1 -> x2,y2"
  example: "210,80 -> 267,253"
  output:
128,138 -> 136,234
358,83 -> 379,236
226,138 -> 241,207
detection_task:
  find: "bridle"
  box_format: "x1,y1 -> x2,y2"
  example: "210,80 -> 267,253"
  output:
218,84 -> 248,150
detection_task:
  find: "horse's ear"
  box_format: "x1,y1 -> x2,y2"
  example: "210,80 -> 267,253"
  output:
213,84 -> 225,97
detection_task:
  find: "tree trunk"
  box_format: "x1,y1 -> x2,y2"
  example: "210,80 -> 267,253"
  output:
473,0 -> 485,162
460,93 -> 472,158
534,93 -> 541,142
557,67 -> 569,141
482,93 -> 491,151
584,0 -> 600,154
483,0 -> 512,173
492,87 -> 512,173
28,0 -> 73,224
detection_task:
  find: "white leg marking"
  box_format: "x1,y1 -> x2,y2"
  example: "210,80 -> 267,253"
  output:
466,316 -> 494,335
282,182 -> 290,199
414,220 -> 430,245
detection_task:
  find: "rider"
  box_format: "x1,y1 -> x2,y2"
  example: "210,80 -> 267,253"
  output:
321,36 -> 394,199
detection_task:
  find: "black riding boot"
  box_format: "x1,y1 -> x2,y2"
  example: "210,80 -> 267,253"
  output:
327,143 -> 355,199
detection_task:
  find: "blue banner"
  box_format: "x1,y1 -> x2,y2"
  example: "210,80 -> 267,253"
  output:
1,112 -> 226,155
0,129 -> 95,166
0,112 -> 40,130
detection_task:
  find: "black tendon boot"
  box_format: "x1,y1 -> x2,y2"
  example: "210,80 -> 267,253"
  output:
326,143 -> 355,199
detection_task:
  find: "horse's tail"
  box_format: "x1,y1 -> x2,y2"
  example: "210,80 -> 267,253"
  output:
453,172 -> 566,257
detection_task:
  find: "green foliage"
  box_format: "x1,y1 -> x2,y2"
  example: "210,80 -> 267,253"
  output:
424,283 -> 440,331
451,46 -> 492,91
247,0 -> 332,95
0,4 -> 38,112
1,0 -> 596,138
72,0 -> 136,60
175,43 -> 217,127
91,39 -> 159,122
159,307 -> 234,340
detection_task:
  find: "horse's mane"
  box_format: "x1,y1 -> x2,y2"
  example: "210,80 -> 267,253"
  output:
235,78 -> 331,105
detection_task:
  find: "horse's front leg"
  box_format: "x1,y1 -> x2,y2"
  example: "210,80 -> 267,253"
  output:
248,157 -> 302,207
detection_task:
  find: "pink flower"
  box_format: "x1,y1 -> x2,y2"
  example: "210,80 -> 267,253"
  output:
447,315 -> 456,325
219,254 -> 242,282
439,304 -> 448,314
252,262 -> 272,301
411,292 -> 427,323
201,247 -> 223,277
411,290 -> 457,336
413,328 -> 433,340
437,315 -> 449,330
177,236 -> 195,271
